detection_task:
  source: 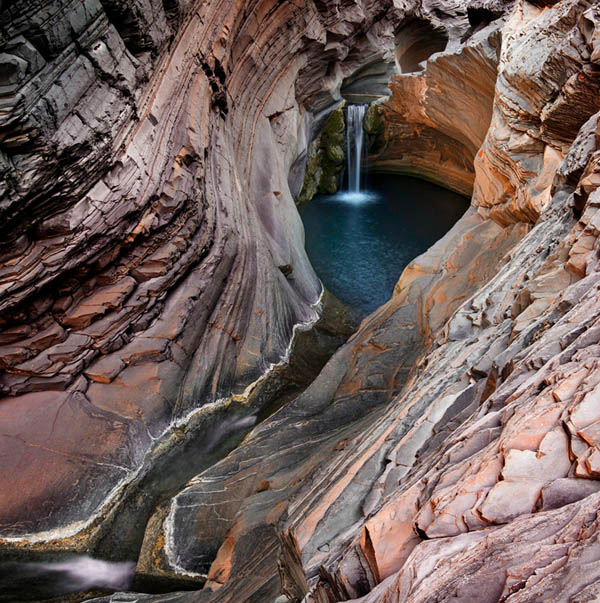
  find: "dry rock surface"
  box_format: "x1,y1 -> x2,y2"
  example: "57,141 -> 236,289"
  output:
3,0 -> 600,602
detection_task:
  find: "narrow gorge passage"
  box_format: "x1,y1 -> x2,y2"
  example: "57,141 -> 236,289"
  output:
6,0 -> 600,602
301,174 -> 469,315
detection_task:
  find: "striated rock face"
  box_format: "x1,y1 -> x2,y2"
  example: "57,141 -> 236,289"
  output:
474,0 -> 600,225
366,3 -> 510,197
87,1 -> 600,602
0,0 -> 398,553
5,0 -> 600,602
131,206 -> 526,601
280,2 -> 600,601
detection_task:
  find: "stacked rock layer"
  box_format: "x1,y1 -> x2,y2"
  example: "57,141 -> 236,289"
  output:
4,0 -> 600,603
0,0 -> 401,550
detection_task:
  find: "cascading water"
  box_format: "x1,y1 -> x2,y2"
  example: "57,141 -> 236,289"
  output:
346,104 -> 368,194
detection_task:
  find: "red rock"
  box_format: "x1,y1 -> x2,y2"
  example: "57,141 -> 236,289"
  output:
3,4 -> 600,603
84,355 -> 126,384
0,390 -> 138,535
61,277 -> 138,329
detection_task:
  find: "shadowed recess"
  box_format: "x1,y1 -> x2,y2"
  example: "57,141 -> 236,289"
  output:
395,18 -> 449,73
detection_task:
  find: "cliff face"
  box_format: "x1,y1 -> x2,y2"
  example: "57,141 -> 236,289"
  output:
367,19 -> 501,197
105,1 -> 600,602
0,0 -> 397,550
3,0 -> 600,602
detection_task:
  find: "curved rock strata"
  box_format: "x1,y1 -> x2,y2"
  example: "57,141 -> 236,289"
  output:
5,0 -> 600,602
474,0 -> 600,225
368,19 -> 502,196
133,205 -> 526,601
0,0 -> 396,553
89,1 -> 600,602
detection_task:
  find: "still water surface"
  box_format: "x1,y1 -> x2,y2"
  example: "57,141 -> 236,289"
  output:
301,174 -> 470,315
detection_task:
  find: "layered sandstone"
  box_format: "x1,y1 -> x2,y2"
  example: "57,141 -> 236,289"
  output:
89,1 -> 600,602
0,0 -> 396,554
368,18 -> 501,197
4,0 -> 600,602
0,0 -> 471,568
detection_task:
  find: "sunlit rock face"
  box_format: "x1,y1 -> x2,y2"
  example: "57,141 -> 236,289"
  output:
368,7 -> 505,197
5,0 -> 600,602
474,1 -> 600,225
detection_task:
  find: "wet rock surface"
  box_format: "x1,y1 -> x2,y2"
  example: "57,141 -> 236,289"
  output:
296,105 -> 346,206
4,0 -> 600,602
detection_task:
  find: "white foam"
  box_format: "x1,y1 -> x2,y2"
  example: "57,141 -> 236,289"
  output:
334,190 -> 379,204
38,556 -> 136,590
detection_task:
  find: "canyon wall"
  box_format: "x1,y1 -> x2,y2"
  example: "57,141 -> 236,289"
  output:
95,1 -> 600,602
0,0 -> 399,554
4,0 -> 600,602
367,20 -> 501,197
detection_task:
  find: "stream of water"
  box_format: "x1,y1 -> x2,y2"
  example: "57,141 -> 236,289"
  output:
0,556 -> 135,601
346,104 -> 367,195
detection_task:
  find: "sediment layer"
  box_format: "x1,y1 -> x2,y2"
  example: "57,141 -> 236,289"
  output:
0,0 -> 396,549
5,1 -> 600,603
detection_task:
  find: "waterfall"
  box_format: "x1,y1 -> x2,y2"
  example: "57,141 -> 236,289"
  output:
346,104 -> 367,193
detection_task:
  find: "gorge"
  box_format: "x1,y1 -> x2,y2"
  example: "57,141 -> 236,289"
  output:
2,0 -> 600,602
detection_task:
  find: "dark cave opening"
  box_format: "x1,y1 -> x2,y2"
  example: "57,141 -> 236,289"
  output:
467,6 -> 502,30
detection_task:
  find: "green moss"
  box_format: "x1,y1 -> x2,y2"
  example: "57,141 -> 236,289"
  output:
296,139 -> 321,206
325,143 -> 344,164
364,103 -> 385,153
318,172 -> 339,194
295,104 -> 346,206
322,105 -> 345,143
316,104 -> 345,195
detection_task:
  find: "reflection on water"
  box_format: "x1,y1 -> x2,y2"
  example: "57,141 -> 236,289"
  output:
301,174 -> 469,315
0,555 -> 135,601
